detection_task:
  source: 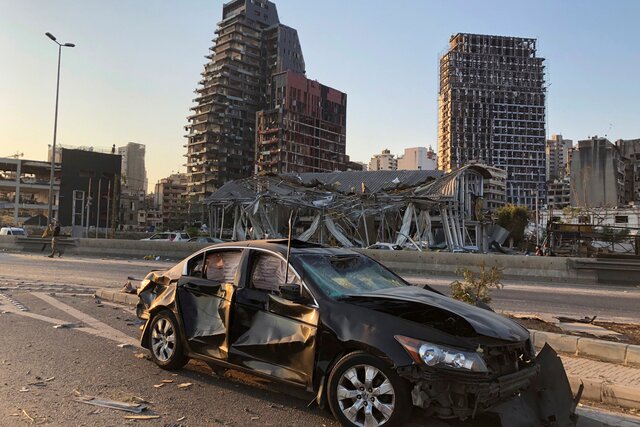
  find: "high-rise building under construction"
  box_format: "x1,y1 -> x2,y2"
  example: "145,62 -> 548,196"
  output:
437,33 -> 546,208
184,0 -> 305,200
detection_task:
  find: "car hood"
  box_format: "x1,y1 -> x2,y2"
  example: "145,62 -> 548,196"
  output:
341,286 -> 529,342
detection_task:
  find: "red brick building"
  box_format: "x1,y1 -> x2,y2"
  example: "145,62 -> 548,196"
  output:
256,70 -> 348,174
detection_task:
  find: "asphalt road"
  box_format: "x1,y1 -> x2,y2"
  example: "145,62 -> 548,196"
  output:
1,252 -> 639,426
2,252 -> 639,323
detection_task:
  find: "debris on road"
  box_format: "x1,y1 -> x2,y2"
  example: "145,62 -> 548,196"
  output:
123,414 -> 160,420
134,352 -> 147,359
176,382 -> 193,389
557,315 -> 598,324
45,376 -> 55,382
121,280 -> 137,294
161,379 -> 174,383
27,381 -> 47,387
21,409 -> 34,422
74,395 -> 147,414
177,416 -> 186,422
117,343 -> 132,348
153,384 -> 165,389
53,323 -> 81,329
19,387 -> 29,392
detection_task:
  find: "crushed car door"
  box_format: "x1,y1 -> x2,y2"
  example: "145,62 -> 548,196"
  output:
177,249 -> 242,360
229,251 -> 319,387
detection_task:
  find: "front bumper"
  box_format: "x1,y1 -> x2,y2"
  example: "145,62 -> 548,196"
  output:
397,363 -> 539,419
397,344 -> 580,426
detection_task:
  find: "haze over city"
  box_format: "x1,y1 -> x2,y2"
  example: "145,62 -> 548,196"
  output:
2,0 -> 639,185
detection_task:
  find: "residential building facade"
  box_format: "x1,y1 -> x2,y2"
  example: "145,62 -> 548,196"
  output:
397,146 -> 437,171
438,33 -> 546,209
546,134 -> 572,180
155,173 -> 188,231
616,138 -> 640,203
547,177 -> 571,209
184,0 -> 305,201
256,70 -> 347,174
368,149 -> 397,171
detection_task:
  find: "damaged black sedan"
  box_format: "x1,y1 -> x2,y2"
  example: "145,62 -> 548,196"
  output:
136,240 -> 579,427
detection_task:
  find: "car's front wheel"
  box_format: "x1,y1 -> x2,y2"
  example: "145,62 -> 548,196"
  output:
327,352 -> 411,427
149,310 -> 188,370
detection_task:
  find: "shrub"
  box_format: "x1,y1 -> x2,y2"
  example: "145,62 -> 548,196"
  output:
450,262 -> 503,305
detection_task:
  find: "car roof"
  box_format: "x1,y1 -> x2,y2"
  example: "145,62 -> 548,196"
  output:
201,239 -> 357,257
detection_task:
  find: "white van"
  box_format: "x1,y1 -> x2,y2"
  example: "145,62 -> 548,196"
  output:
0,227 -> 27,236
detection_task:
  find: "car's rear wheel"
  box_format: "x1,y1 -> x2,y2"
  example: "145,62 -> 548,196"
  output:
149,310 -> 188,370
327,352 -> 411,427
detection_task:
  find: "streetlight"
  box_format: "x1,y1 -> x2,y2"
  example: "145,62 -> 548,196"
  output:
45,32 -> 75,222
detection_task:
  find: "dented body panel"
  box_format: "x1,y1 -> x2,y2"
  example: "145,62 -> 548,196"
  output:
136,240 -> 579,425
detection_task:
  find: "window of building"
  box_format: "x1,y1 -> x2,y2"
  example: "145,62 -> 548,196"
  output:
615,216 -> 629,224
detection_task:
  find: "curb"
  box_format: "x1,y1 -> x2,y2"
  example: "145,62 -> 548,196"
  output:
567,374 -> 640,410
531,330 -> 640,367
95,288 -> 138,306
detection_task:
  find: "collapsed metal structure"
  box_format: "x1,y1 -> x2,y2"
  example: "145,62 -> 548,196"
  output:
204,165 -> 495,251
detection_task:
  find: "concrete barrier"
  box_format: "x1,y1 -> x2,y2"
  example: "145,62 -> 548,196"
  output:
64,238 -> 208,260
0,236 -> 612,284
355,249 -> 599,283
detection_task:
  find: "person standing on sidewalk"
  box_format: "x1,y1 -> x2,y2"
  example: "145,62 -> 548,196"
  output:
46,219 -> 63,258
41,222 -> 54,252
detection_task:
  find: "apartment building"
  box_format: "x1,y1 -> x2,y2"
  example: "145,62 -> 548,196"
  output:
185,0 -> 305,201
155,173 -> 188,231
397,147 -> 437,171
256,70 -> 347,174
368,149 -> 397,171
438,33 -> 546,209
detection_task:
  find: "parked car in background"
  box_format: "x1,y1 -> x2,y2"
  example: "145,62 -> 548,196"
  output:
366,242 -> 403,251
140,232 -> 189,242
0,227 -> 27,236
188,236 -> 225,244
135,239 -> 579,427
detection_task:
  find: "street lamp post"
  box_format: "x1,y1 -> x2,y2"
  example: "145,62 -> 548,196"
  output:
45,32 -> 75,222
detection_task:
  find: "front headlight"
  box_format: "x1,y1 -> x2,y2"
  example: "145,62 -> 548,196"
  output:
395,335 -> 488,373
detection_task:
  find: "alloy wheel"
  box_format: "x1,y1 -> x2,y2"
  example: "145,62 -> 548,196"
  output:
151,317 -> 176,362
336,364 -> 396,427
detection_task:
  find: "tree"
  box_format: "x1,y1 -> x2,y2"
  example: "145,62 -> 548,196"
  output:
495,204 -> 529,247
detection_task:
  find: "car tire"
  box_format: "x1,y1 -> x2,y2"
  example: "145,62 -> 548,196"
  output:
327,352 -> 411,427
148,310 -> 188,370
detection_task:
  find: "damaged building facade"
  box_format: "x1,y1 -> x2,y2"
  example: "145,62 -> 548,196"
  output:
570,137 -> 626,208
256,70 -> 348,174
185,0 -> 346,203
438,33 -> 546,209
204,165 -> 504,252
185,0 -> 305,201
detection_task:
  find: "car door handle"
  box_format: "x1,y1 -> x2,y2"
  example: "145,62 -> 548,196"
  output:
183,283 -> 201,291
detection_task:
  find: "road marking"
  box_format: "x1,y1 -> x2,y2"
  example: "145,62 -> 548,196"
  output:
24,292 -> 140,348
0,292 -> 29,311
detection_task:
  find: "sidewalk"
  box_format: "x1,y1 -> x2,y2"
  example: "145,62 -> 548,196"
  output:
562,355 -> 640,409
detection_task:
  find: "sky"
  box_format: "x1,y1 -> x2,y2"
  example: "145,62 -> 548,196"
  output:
1,0 -> 639,186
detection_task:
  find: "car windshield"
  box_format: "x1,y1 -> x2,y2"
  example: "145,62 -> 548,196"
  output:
298,254 -> 407,299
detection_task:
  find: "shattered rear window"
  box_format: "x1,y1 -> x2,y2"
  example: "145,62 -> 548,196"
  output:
298,254 -> 407,298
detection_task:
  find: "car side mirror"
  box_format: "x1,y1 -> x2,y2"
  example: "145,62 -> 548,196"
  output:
280,283 -> 302,302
